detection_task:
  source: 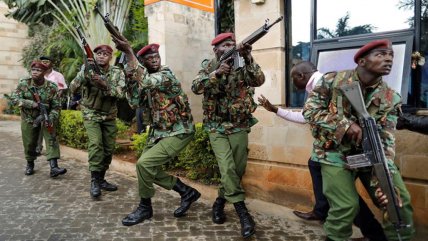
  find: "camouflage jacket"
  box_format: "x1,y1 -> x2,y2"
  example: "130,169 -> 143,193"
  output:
10,77 -> 60,124
70,65 -> 126,122
192,58 -> 265,134
303,69 -> 401,171
126,64 -> 194,143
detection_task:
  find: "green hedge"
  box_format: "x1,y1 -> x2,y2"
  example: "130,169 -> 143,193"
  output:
58,110 -> 88,149
57,110 -> 129,150
131,123 -> 219,184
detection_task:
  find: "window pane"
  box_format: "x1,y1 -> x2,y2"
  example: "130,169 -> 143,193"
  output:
420,2 -> 428,107
316,0 -> 414,40
289,0 -> 311,107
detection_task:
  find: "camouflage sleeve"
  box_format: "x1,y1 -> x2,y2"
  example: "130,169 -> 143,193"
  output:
69,67 -> 88,94
103,68 -> 126,98
379,92 -> 402,165
48,85 -> 61,122
10,80 -> 36,109
303,74 -> 354,146
124,63 -> 149,109
191,59 -> 220,95
243,62 -> 265,87
125,82 -> 139,109
191,70 -> 209,95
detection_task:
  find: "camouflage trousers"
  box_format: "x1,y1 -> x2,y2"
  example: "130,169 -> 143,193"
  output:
83,120 -> 117,172
320,163 -> 415,241
21,121 -> 60,162
136,133 -> 194,198
209,131 -> 248,204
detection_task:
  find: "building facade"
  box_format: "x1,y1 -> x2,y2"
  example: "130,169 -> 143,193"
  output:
0,2 -> 29,98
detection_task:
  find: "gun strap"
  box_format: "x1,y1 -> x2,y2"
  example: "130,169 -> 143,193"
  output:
334,70 -> 354,119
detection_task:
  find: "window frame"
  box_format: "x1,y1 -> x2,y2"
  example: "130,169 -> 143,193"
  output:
310,30 -> 414,104
285,0 -> 425,109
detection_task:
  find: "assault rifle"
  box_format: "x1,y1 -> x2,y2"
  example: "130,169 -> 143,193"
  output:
340,82 -> 409,241
75,25 -> 102,75
31,87 -> 55,136
146,89 -> 156,143
94,5 -> 128,65
216,16 -> 283,70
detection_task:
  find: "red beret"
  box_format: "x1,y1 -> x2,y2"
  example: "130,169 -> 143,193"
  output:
30,61 -> 49,70
211,32 -> 235,46
354,39 -> 392,63
93,45 -> 113,54
137,43 -> 160,57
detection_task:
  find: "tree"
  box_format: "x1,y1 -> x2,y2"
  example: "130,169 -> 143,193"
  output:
2,0 -> 56,25
317,12 -> 375,39
216,0 -> 234,33
399,0 -> 428,53
3,0 -> 147,83
2,0 -> 132,48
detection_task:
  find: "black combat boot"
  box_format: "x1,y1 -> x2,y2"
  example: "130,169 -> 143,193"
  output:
25,161 -> 35,175
122,198 -> 153,226
234,201 -> 255,238
172,178 -> 201,217
99,170 -> 118,191
212,197 -> 226,224
49,159 -> 67,177
90,171 -> 101,198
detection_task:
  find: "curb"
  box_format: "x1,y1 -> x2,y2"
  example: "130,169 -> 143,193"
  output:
0,114 -> 21,121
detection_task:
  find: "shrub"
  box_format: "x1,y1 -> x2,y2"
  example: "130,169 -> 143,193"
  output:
2,95 -> 20,115
130,123 -> 219,184
176,123 -> 219,184
130,130 -> 149,158
116,119 -> 130,140
57,110 -> 130,151
57,110 -> 88,149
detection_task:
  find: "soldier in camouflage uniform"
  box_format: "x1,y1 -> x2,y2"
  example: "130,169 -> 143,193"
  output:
69,45 -> 126,198
111,38 -> 200,226
10,61 -> 67,177
192,33 -> 265,238
303,39 -> 415,241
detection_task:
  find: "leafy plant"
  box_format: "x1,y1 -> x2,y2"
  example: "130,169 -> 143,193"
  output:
57,110 -> 88,149
2,94 -> 20,115
130,124 -> 219,184
116,119 -> 130,139
130,131 -> 149,158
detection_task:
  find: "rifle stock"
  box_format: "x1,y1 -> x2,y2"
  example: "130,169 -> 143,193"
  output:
31,87 -> 54,135
340,82 -> 407,237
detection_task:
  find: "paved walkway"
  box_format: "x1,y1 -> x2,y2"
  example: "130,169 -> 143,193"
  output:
0,120 -> 331,240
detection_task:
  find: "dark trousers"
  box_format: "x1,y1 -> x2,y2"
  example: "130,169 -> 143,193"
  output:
308,159 -> 387,241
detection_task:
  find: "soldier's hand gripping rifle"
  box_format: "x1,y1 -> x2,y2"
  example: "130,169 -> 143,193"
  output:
94,5 -> 128,65
31,87 -> 55,136
340,82 -> 409,241
216,16 -> 283,70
